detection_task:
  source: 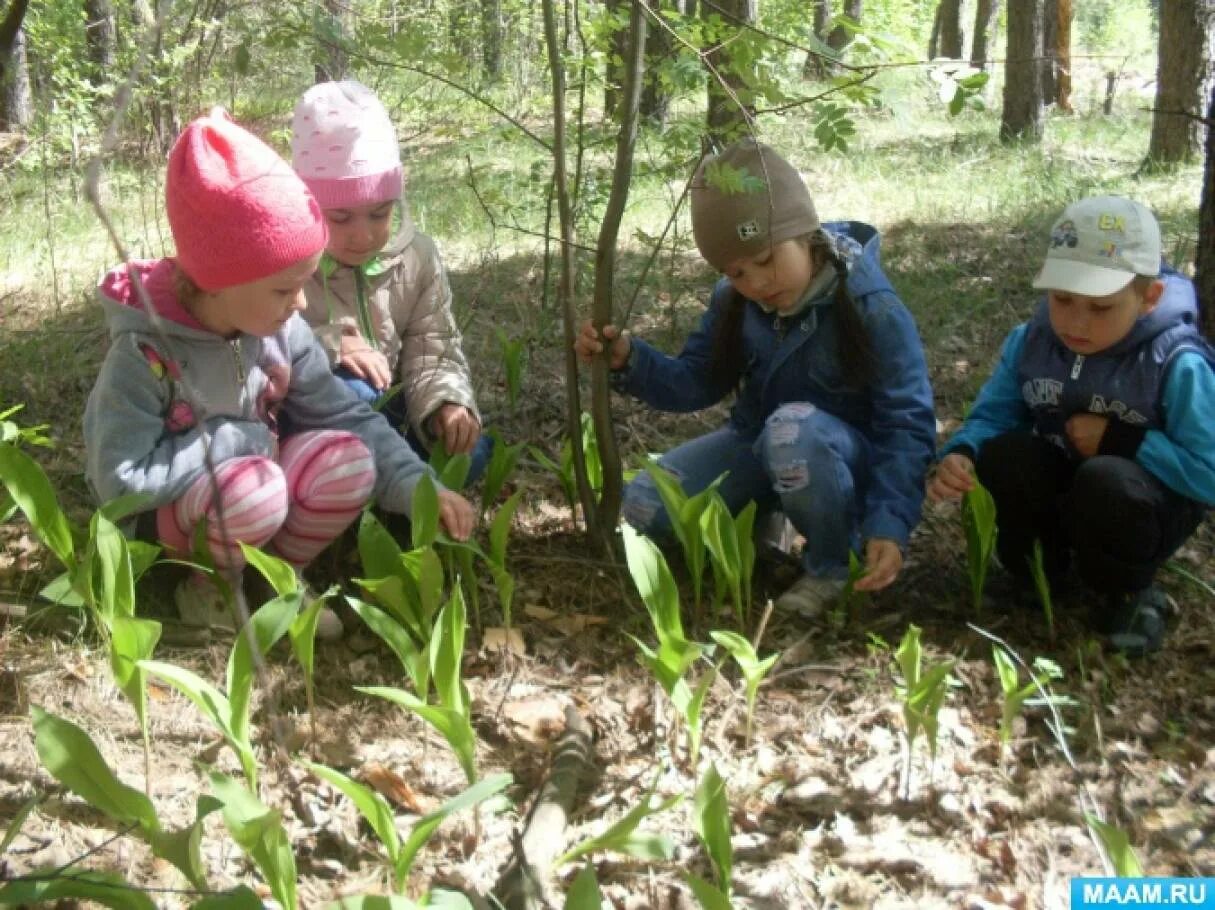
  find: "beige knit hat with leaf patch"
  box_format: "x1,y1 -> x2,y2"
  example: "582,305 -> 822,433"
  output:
690,139 -> 820,272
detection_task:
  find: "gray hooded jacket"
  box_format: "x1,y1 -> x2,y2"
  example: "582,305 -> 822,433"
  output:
84,258 -> 437,516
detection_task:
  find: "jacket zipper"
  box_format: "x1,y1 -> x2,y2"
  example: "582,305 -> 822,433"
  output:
1070,354 -> 1085,380
230,339 -> 246,384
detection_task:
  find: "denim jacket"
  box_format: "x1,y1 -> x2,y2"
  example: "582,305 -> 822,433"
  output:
614,221 -> 936,547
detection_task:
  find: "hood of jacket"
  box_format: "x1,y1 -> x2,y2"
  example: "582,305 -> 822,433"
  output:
97,258 -> 216,342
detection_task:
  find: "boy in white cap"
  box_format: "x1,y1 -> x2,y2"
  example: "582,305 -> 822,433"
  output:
929,196 -> 1215,655
291,81 -> 489,481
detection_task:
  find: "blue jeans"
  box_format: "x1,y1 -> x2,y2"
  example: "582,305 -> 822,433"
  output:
337,369 -> 492,486
621,403 -> 870,579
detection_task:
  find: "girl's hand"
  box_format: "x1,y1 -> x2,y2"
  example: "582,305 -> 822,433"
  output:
574,320 -> 630,370
1065,413 -> 1109,459
339,337 -> 392,391
927,452 -> 975,503
430,404 -> 481,455
854,538 -> 902,592
437,489 -> 475,541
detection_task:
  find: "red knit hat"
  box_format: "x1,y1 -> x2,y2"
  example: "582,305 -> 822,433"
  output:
166,109 -> 328,292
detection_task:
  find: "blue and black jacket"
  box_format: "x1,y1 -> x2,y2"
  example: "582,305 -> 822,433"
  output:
613,221 -> 936,549
942,267 -> 1215,506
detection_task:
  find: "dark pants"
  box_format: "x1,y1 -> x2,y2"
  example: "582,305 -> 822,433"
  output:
975,432 -> 1204,595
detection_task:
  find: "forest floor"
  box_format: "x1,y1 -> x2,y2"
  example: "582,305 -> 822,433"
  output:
0,97 -> 1213,909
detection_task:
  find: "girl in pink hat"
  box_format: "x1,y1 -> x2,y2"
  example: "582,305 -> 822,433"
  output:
291,81 -> 490,483
84,110 -> 475,634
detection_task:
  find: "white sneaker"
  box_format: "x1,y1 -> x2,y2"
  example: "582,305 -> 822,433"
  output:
174,571 -> 238,631
775,574 -> 846,620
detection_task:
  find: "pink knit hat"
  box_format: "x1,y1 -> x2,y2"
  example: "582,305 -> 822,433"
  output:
291,81 -> 403,209
166,109 -> 327,292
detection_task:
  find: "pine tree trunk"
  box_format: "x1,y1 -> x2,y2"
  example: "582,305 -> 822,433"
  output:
0,25 -> 31,129
1041,0 -> 1057,105
971,0 -> 999,69
481,0 -> 503,83
639,0 -> 675,125
827,0 -> 862,54
1056,0 -> 1073,112
316,0 -> 349,81
705,0 -> 757,145
1198,78 -> 1215,340
803,0 -> 831,79
603,0 -> 628,118
1000,0 -> 1043,143
937,0 -> 964,59
928,1 -> 942,58
84,0 -> 117,83
1146,0 -> 1215,166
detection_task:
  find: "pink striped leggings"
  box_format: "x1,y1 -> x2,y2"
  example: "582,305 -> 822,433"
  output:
156,429 -> 375,571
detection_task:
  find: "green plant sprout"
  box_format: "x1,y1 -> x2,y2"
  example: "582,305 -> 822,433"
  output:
480,429 -> 526,513
894,624 -> 955,797
141,590 -> 302,787
564,864 -> 607,910
992,646 -> 1064,751
495,327 -> 525,409
1028,539 -> 1055,642
556,773 -> 682,867
0,405 -> 51,522
646,464 -> 726,615
242,543 -> 336,755
529,445 -> 577,521
700,497 -> 757,626
0,443 -> 162,789
622,526 -> 717,763
962,479 -> 997,614
31,707 -> 221,892
693,764 -> 733,897
303,763 -> 511,892
832,550 -> 869,630
709,630 -> 778,747
210,771 -> 298,910
1085,815 -> 1144,877
487,490 -> 523,628
359,588 -> 479,784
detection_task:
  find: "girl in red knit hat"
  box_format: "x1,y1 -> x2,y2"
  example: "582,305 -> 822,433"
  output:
83,110 -> 475,636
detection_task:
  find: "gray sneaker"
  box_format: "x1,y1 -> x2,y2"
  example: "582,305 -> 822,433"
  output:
775,574 -> 846,620
174,571 -> 238,631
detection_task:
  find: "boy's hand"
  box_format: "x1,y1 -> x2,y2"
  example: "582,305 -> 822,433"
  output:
437,490 -> 475,541
854,538 -> 903,592
574,320 -> 630,370
431,404 -> 480,455
1065,413 -> 1109,459
339,337 -> 392,391
927,452 -> 976,502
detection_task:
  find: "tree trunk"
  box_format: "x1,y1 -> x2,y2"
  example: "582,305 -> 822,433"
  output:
1056,0 -> 1073,112
1041,0 -> 1057,105
1199,78 -> 1215,340
1000,0 -> 1043,143
640,0 -> 673,125
704,0 -> 757,145
827,0 -> 862,54
928,1 -> 941,58
1146,0 -> 1215,167
971,0 -> 999,69
315,0 -> 349,82
0,24 -> 31,129
0,0 -> 31,129
603,0 -> 628,118
481,0 -> 503,83
803,0 -> 832,79
937,0 -> 964,59
85,0 -> 117,83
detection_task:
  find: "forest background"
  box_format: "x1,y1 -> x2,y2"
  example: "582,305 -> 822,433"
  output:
0,0 -> 1211,908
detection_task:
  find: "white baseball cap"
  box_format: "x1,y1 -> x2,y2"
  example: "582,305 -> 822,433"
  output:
1032,196 -> 1161,296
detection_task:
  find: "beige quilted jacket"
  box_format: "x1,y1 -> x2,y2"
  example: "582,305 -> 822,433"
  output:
302,211 -> 479,444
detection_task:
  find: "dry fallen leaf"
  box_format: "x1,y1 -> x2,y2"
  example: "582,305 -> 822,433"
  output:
361,762 -> 433,814
502,694 -> 567,744
483,626 -> 526,656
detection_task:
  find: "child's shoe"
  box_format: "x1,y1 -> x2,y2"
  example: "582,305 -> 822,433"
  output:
174,571 -> 239,631
756,511 -> 800,565
775,574 -> 846,620
244,568 -> 344,642
1100,586 -> 1170,657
